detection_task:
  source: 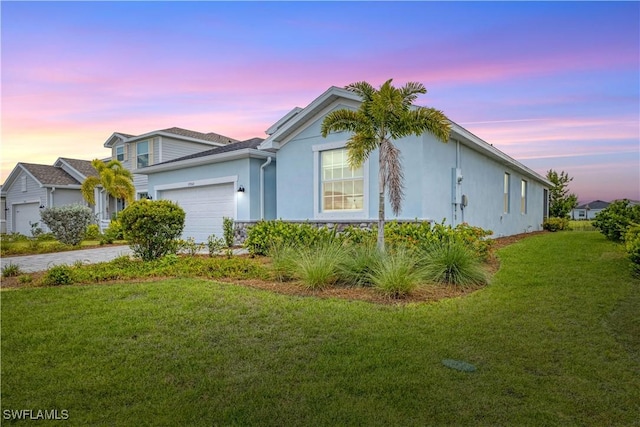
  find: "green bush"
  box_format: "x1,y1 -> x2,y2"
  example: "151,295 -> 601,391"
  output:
420,240 -> 488,287
43,265 -> 75,286
543,217 -> 570,232
268,243 -> 299,282
368,249 -> 422,298
101,220 -> 124,244
207,235 -> 225,257
40,204 -> 94,245
223,217 -> 234,248
84,224 -> 102,240
593,199 -> 640,242
624,225 -> 640,274
245,221 -> 339,256
119,200 -> 186,261
177,237 -> 205,256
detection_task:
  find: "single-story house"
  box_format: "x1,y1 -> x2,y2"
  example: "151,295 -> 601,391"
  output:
572,200 -> 610,220
2,158 -> 98,235
137,86 -> 551,241
139,138 -> 276,242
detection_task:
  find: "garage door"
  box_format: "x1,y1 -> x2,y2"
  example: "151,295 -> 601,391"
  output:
159,183 -> 235,242
13,202 -> 41,236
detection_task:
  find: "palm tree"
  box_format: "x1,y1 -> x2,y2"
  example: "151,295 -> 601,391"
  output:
81,159 -> 135,206
321,79 -> 451,251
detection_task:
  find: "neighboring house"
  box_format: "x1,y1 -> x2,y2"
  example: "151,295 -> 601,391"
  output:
98,127 -> 237,228
572,200 -> 610,220
1,186 -> 6,234
257,86 -> 551,238
139,138 -> 276,242
2,158 -> 98,235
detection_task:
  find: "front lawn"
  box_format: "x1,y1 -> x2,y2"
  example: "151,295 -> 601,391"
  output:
1,232 -> 638,425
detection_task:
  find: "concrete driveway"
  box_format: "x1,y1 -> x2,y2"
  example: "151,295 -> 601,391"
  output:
1,245 -> 134,273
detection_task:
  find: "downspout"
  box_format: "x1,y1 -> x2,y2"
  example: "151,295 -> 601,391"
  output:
50,187 -> 56,207
260,157 -> 272,219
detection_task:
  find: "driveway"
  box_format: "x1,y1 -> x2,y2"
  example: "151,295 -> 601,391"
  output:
1,245 -> 134,273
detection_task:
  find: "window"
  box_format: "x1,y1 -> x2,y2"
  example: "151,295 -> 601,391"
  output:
138,192 -> 149,200
137,141 -> 149,168
321,148 -> 363,212
503,173 -> 510,213
520,180 -> 528,214
116,145 -> 125,161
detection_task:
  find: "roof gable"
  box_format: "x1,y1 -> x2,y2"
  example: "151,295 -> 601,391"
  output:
54,158 -> 99,181
576,200 -> 610,209
19,163 -> 80,187
104,127 -> 238,148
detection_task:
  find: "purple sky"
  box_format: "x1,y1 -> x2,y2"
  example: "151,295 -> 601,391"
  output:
2,1 -> 638,203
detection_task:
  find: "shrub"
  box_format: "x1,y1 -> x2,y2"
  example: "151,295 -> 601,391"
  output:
84,224 -> 102,240
101,220 -> 124,244
207,235 -> 225,257
177,237 -> 205,256
119,200 -> 186,261
1,263 -> 22,277
593,199 -> 640,242
268,243 -> 299,282
223,217 -> 234,248
43,264 -> 75,286
18,274 -> 33,284
368,249 -> 422,298
245,221 -> 339,256
420,241 -> 488,287
40,204 -> 94,245
543,217 -> 570,232
624,225 -> 640,274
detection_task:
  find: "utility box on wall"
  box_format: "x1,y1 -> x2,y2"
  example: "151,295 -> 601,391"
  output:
451,167 -> 463,205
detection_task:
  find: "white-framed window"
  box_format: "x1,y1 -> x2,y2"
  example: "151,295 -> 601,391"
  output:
116,145 -> 125,162
321,148 -> 364,212
520,180 -> 528,214
503,172 -> 510,213
137,141 -> 149,168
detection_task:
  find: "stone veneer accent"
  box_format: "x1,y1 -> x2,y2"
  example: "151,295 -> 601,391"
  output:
233,219 -> 432,246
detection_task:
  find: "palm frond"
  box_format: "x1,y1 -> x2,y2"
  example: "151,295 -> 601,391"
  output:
81,176 -> 101,205
345,132 -> 377,168
345,81 -> 376,102
399,82 -> 427,106
415,107 -> 451,143
320,109 -> 362,137
380,140 -> 405,216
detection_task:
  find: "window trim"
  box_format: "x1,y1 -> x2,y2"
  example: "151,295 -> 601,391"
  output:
136,140 -> 150,169
503,172 -> 511,214
520,179 -> 528,214
115,145 -> 125,162
312,142 -> 369,220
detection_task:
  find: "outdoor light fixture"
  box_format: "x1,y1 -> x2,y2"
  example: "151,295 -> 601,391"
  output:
237,185 -> 245,193
39,204 -> 45,209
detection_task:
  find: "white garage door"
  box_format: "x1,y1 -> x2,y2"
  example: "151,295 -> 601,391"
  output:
13,202 -> 41,236
159,183 -> 235,242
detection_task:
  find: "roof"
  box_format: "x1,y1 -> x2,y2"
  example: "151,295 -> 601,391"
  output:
576,200 -> 610,210
259,86 -> 551,187
104,127 -> 238,148
136,137 -> 273,175
20,163 -> 80,186
158,137 -> 265,165
57,158 -> 99,178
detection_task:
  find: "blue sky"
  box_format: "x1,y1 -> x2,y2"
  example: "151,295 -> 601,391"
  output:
2,1 -> 638,202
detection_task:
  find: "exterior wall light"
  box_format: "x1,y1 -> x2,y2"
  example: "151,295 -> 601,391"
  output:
237,185 -> 245,193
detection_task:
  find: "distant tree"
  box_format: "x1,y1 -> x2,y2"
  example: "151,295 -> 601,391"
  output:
321,79 -> 451,251
546,170 -> 578,218
81,159 -> 135,206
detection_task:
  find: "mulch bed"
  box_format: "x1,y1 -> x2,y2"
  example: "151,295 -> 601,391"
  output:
1,231 -> 547,305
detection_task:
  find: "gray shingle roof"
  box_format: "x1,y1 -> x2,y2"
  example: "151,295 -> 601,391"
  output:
158,137 -> 265,166
576,200 -> 610,209
160,127 -> 238,145
58,158 -> 99,178
20,163 -> 81,186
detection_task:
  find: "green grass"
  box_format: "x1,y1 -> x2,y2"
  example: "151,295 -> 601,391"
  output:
568,220 -> 596,231
1,232 -> 639,425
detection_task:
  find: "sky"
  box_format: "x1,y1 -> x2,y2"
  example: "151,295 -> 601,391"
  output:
1,1 -> 638,203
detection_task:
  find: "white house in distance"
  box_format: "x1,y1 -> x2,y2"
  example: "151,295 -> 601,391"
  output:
139,86 -> 551,241
572,200 -> 610,220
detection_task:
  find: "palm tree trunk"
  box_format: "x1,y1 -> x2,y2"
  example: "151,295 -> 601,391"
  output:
378,153 -> 385,252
